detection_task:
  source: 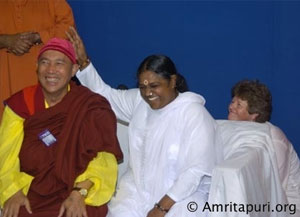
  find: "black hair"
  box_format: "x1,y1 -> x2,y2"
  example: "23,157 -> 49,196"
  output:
137,55 -> 188,92
117,84 -> 128,90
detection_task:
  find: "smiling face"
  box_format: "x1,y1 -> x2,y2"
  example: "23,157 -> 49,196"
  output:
228,96 -> 258,121
138,70 -> 177,109
37,50 -> 78,104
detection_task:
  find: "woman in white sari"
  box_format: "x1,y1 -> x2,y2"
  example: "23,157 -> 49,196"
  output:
67,27 -> 220,217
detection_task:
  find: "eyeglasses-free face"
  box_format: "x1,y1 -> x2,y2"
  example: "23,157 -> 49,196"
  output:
138,70 -> 177,110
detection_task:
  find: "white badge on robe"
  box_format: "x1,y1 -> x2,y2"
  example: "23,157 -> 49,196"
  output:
38,129 -> 57,147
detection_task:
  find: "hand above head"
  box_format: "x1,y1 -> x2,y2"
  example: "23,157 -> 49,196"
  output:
66,26 -> 89,69
2,190 -> 32,217
58,190 -> 88,217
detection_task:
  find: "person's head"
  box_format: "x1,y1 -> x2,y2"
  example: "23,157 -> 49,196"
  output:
37,38 -> 78,103
228,80 -> 272,123
136,55 -> 188,109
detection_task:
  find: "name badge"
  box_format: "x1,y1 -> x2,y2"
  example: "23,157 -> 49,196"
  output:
38,129 -> 57,147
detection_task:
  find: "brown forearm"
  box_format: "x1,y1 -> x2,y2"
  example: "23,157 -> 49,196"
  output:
156,195 -> 176,212
0,34 -> 9,49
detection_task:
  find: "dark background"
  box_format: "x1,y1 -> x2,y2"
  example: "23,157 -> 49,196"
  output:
69,0 -> 300,155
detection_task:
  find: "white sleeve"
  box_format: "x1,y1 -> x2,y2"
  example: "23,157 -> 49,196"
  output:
167,104 -> 217,202
76,63 -> 140,122
269,123 -> 291,186
269,123 -> 300,210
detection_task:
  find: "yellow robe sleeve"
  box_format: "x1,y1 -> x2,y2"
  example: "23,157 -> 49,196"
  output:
74,152 -> 118,206
0,106 -> 34,208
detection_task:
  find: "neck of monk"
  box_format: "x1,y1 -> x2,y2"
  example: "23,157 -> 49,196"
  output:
43,89 -> 68,107
45,97 -> 63,107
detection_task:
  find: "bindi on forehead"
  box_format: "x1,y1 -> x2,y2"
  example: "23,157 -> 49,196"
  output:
143,80 -> 149,85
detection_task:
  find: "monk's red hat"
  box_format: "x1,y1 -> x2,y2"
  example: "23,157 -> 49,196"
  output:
37,38 -> 77,64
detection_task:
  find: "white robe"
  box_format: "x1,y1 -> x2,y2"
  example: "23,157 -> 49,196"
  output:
267,122 -> 300,215
77,64 -> 220,217
116,120 -> 129,183
209,120 -> 299,217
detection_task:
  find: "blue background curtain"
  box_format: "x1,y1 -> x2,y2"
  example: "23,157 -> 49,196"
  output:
69,0 -> 300,155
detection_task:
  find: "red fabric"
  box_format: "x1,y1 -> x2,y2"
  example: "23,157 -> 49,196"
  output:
7,82 -> 123,217
38,38 -> 77,64
22,85 -> 38,116
5,84 -> 45,119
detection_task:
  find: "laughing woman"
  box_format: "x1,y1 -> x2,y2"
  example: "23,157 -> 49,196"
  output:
67,27 -> 221,217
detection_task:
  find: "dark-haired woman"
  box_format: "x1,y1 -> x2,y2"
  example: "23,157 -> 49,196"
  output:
68,28 -> 220,217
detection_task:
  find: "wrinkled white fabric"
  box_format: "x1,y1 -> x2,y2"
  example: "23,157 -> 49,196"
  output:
116,120 -> 129,183
208,120 -> 296,217
267,122 -> 300,215
77,64 -> 220,217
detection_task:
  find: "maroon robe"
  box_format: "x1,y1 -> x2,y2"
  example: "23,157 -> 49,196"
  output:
5,82 -> 123,217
